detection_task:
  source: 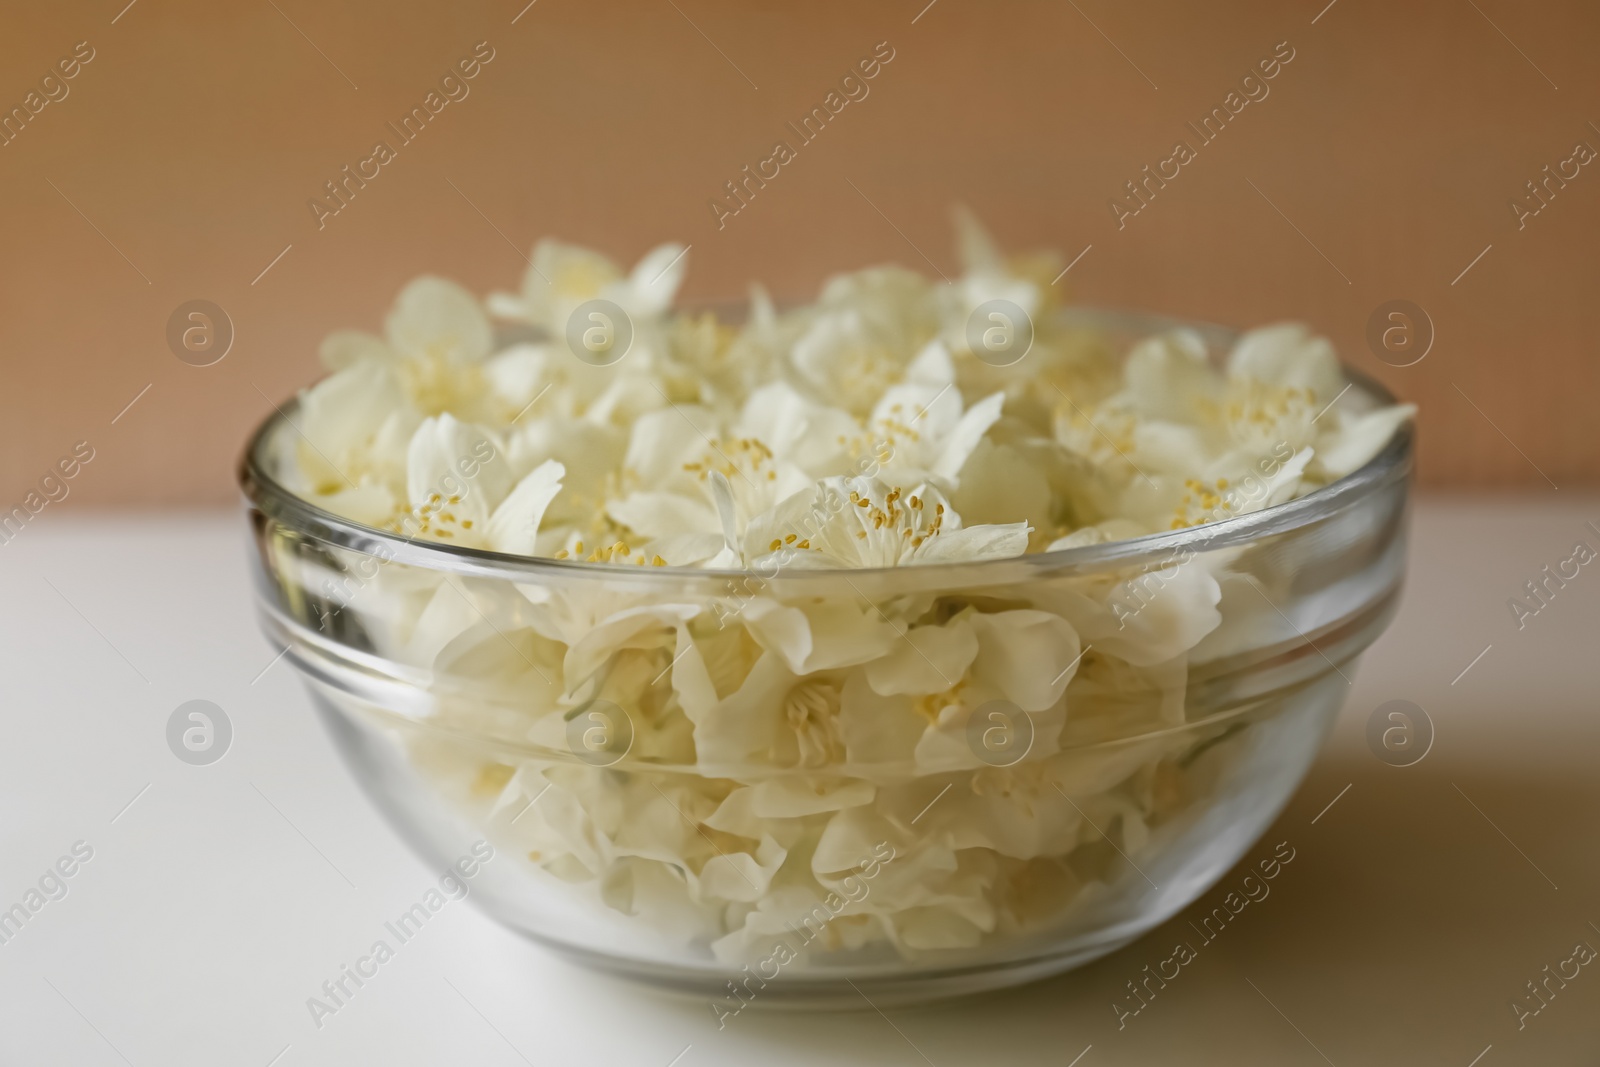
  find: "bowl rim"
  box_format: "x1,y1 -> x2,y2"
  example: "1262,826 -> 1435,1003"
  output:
237,305 -> 1413,585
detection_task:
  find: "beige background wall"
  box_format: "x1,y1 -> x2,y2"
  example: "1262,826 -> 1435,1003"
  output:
2,0 -> 1595,505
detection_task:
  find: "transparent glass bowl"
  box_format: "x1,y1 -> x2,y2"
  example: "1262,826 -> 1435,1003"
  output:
239,310 -> 1411,1010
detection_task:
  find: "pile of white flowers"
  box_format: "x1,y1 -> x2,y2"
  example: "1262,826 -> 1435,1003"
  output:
280,212 -> 1412,970
288,210 -> 1410,566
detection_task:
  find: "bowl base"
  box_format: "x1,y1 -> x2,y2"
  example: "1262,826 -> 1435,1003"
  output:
527,930 -> 1137,1012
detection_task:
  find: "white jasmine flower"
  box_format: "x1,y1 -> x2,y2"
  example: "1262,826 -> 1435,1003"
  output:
402,414 -> 510,537
1227,322 -> 1344,402
867,372 -> 1006,486
387,276 -> 496,366
743,477 -> 1030,570
293,360 -> 411,498
944,205 -> 1043,338
788,266 -> 943,411
731,381 -> 862,479
1312,402 -> 1416,480
488,239 -> 688,332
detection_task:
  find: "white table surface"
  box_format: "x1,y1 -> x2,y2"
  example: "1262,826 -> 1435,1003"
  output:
1,497 -> 1597,1066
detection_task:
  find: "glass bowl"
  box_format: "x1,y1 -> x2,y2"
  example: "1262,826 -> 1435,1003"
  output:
238,309 -> 1411,1011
